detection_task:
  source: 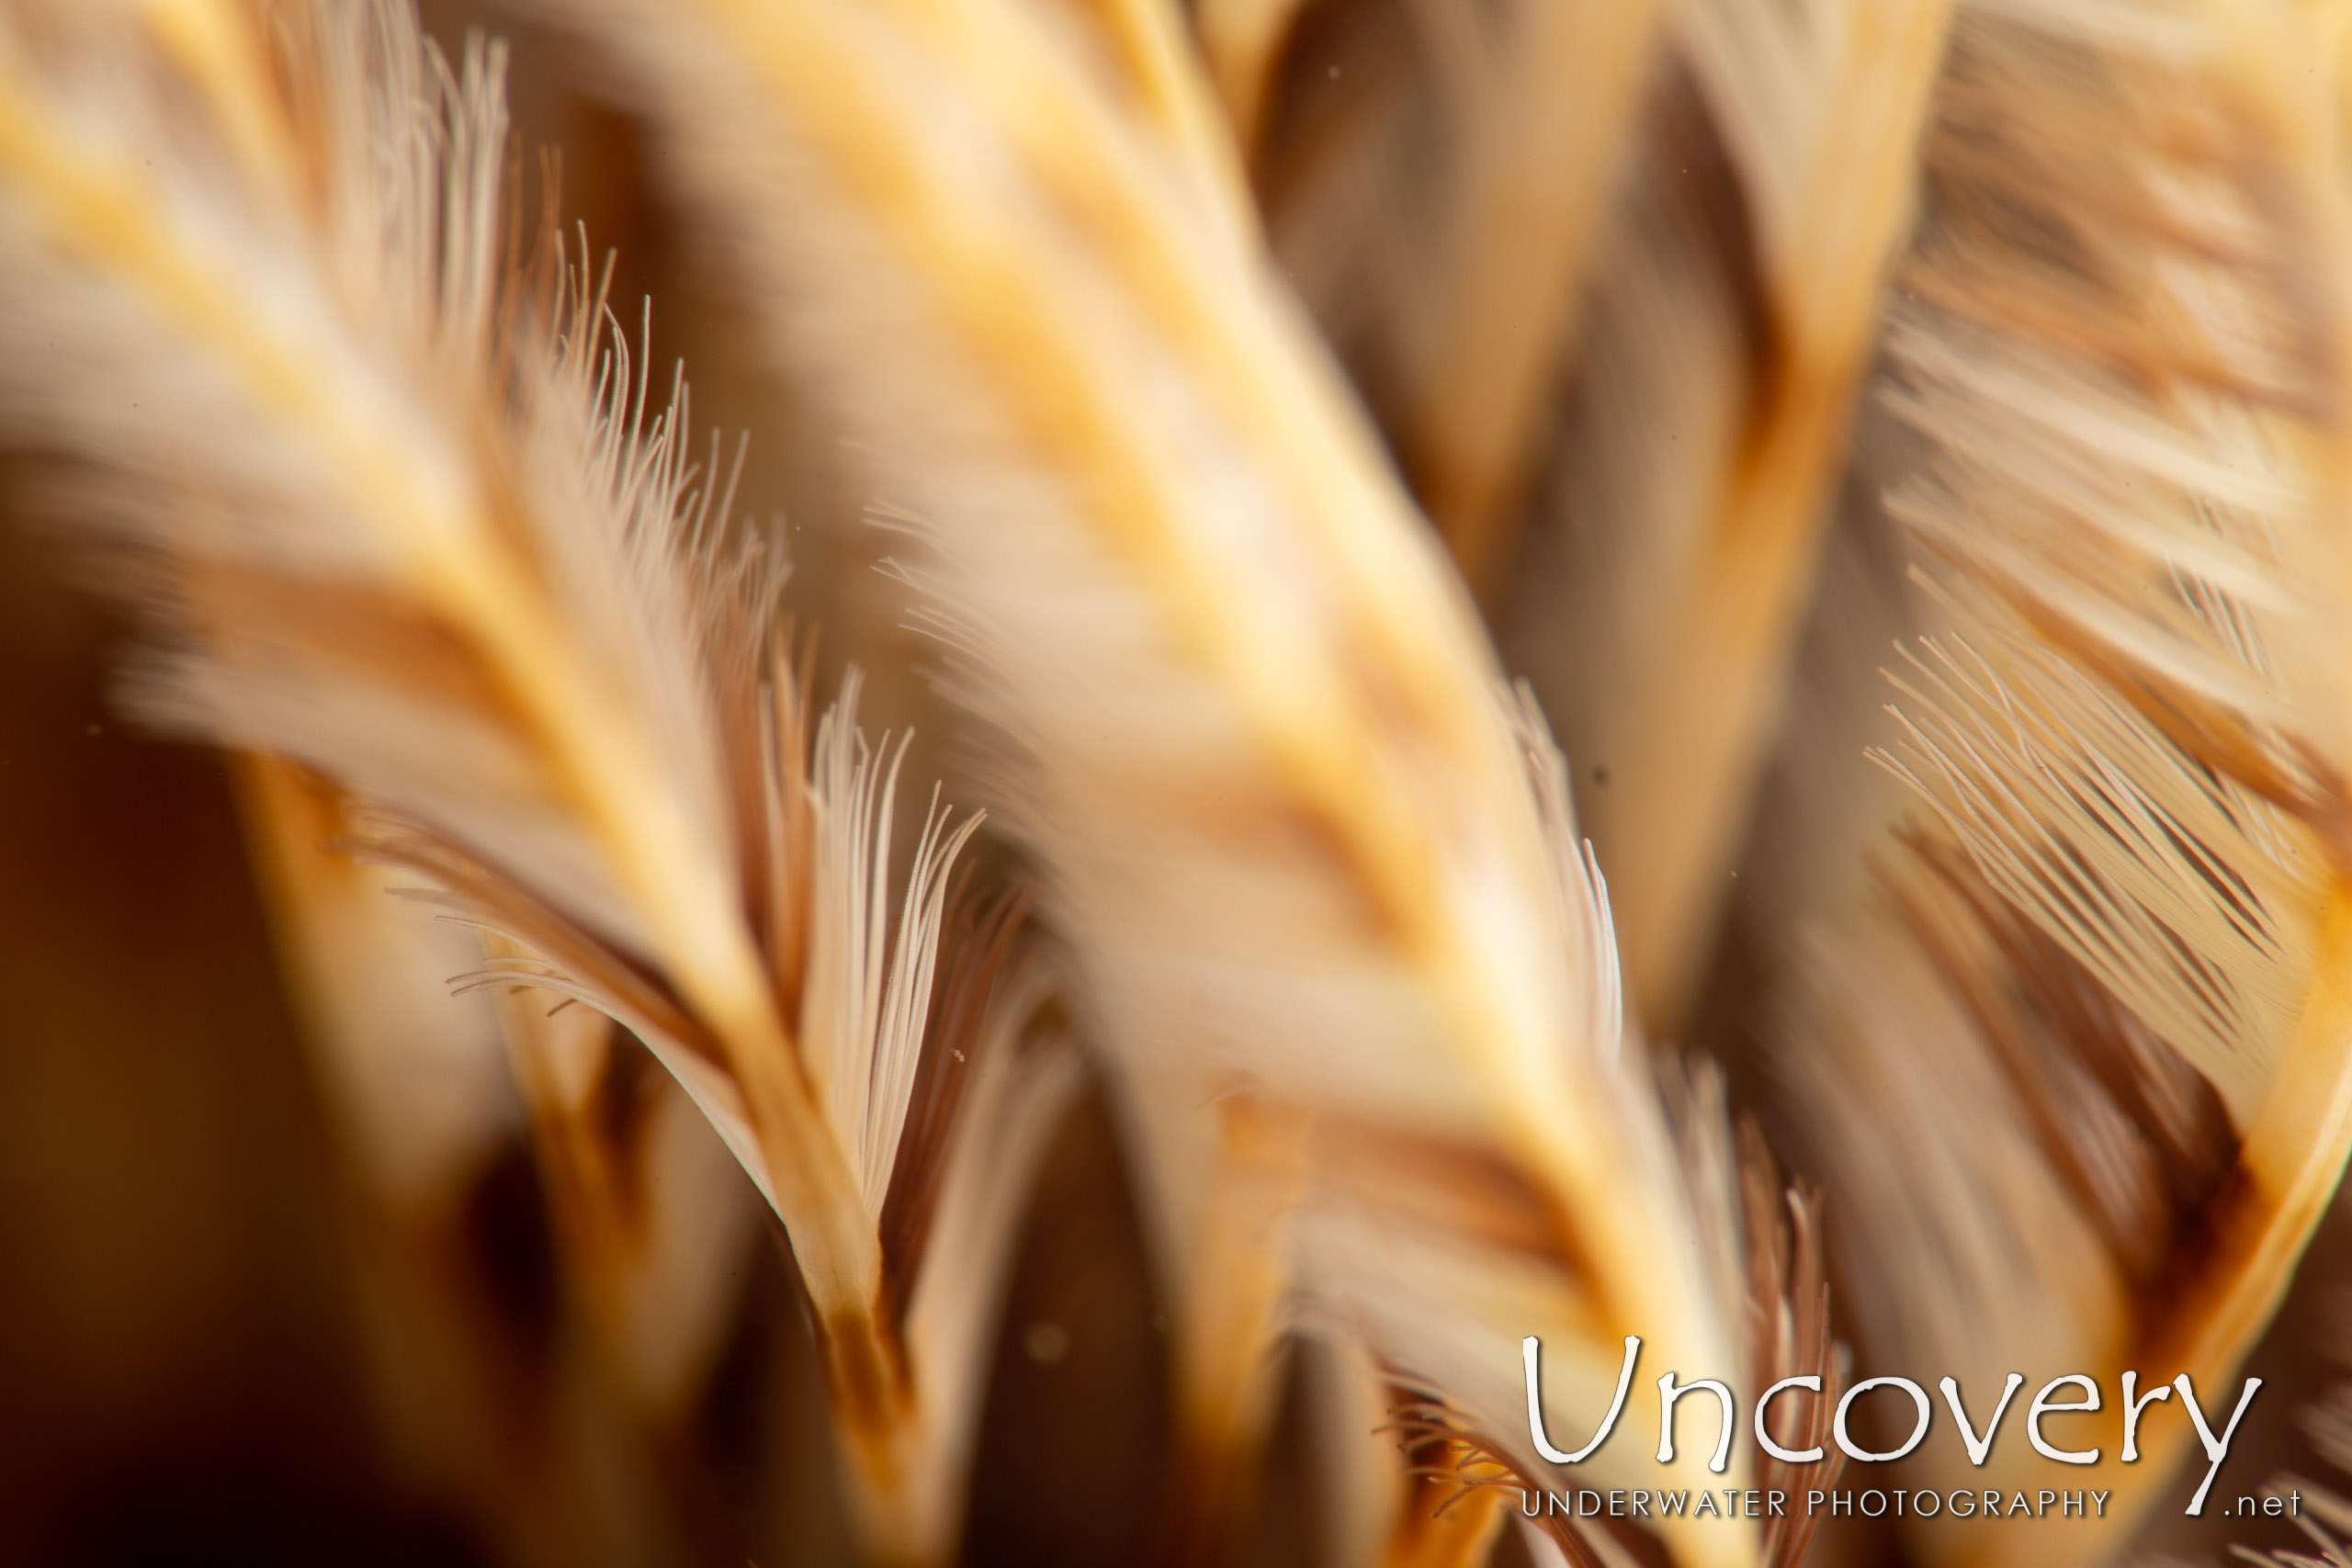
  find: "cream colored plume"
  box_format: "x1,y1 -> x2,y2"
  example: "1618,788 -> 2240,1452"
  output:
1754,2 -> 2352,1562
1192,0 -> 1950,1036
131,0 -> 762,1404
508,0 -> 1758,1562
1485,0 -> 1949,1036
0,4 -> 1078,1561
118,0 -> 551,1258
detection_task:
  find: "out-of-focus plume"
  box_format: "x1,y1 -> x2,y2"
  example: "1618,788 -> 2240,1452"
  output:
1753,1 -> 2352,1561
0,3 -> 1081,1560
1196,1 -> 1933,1542
1204,0 -> 1949,1035
238,758 -> 514,1211
508,1 -> 1761,1562
1216,0 -> 1667,600
132,0 -> 763,1458
1073,0 -> 1261,249
104,0 -> 517,1213
1276,707 -> 1757,1568
61,6 -> 707,1561
1491,0 -> 1951,1033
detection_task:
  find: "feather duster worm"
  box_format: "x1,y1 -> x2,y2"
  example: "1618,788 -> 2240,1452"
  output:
0,4 -> 1080,1561
511,0 -> 1765,1562
1752,2 -> 2352,1562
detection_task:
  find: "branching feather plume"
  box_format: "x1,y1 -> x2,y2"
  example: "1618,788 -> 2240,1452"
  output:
0,5 -> 1079,1562
1757,2 -> 2352,1561
509,1 -> 1762,1563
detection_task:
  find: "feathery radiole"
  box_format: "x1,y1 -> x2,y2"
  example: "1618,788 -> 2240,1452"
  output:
1765,4 -> 2352,1562
517,0 -> 1761,1563
141,0 -> 763,1430
0,4 -> 1076,1561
